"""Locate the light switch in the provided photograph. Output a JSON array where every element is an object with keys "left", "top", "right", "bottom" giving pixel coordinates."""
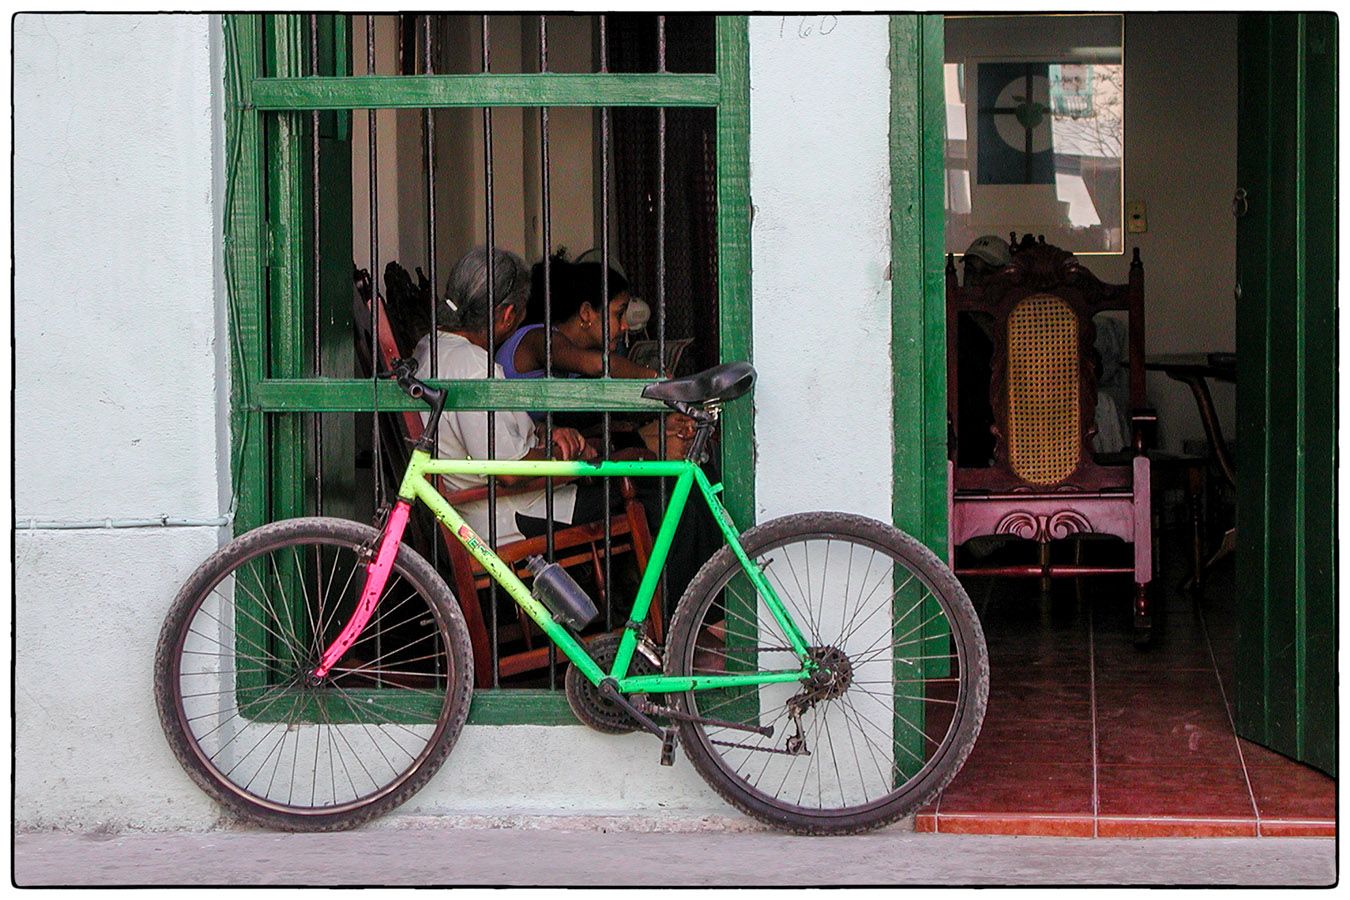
[{"left": 1127, "top": 200, "right": 1148, "bottom": 233}]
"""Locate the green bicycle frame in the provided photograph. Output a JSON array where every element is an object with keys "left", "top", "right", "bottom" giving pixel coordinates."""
[{"left": 398, "top": 449, "right": 814, "bottom": 694}]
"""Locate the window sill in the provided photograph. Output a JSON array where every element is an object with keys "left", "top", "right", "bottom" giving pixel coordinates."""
[{"left": 467, "top": 689, "right": 579, "bottom": 726}]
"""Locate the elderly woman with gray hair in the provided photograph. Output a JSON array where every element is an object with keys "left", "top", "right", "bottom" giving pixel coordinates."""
[{"left": 412, "top": 246, "right": 596, "bottom": 545}]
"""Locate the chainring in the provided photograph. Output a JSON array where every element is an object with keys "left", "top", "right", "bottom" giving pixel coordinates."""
[{"left": 565, "top": 632, "right": 662, "bottom": 734}]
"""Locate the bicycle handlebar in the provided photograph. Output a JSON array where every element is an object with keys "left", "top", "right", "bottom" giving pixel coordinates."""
[
  {"left": 386, "top": 357, "right": 447, "bottom": 451},
  {"left": 384, "top": 357, "right": 421, "bottom": 396}
]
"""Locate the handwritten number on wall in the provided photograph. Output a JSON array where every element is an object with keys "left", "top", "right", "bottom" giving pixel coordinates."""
[{"left": 780, "top": 16, "right": 838, "bottom": 39}]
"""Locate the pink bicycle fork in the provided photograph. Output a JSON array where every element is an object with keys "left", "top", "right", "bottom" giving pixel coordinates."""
[{"left": 310, "top": 500, "right": 413, "bottom": 681}]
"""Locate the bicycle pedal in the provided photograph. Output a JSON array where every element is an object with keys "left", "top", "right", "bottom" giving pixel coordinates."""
[{"left": 659, "top": 728, "right": 678, "bottom": 767}]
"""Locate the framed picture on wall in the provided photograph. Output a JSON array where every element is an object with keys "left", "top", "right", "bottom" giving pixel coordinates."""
[{"left": 945, "top": 15, "right": 1124, "bottom": 255}]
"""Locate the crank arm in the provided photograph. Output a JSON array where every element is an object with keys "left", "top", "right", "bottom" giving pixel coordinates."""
[
  {"left": 597, "top": 680, "right": 667, "bottom": 738},
  {"left": 598, "top": 682, "right": 683, "bottom": 768},
  {"left": 636, "top": 701, "right": 774, "bottom": 738}
]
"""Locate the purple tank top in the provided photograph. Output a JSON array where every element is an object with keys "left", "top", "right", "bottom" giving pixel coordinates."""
[
  {"left": 495, "top": 325, "right": 548, "bottom": 422},
  {"left": 495, "top": 324, "right": 546, "bottom": 379}
]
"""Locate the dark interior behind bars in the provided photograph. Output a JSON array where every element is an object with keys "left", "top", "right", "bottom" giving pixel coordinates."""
[{"left": 280, "top": 14, "right": 719, "bottom": 688}]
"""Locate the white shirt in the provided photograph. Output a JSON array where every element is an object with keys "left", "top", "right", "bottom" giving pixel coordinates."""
[{"left": 412, "top": 330, "right": 578, "bottom": 545}]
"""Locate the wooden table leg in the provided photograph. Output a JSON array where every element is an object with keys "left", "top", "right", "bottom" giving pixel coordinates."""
[
  {"left": 1176, "top": 375, "right": 1236, "bottom": 489},
  {"left": 1181, "top": 463, "right": 1206, "bottom": 593},
  {"left": 1169, "top": 373, "right": 1236, "bottom": 584}
]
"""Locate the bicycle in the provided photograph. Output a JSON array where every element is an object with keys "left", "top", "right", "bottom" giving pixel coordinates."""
[{"left": 155, "top": 360, "right": 988, "bottom": 834}]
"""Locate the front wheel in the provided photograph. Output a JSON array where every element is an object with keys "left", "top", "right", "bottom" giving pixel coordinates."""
[
  {"left": 154, "top": 517, "right": 474, "bottom": 831},
  {"left": 664, "top": 512, "right": 988, "bottom": 834}
]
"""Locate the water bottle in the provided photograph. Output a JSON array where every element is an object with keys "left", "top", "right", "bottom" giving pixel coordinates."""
[{"left": 526, "top": 556, "right": 599, "bottom": 630}]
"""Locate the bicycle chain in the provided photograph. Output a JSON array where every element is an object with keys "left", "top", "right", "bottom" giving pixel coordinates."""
[
  {"left": 709, "top": 737, "right": 810, "bottom": 756},
  {"left": 706, "top": 646, "right": 796, "bottom": 655},
  {"left": 695, "top": 640, "right": 813, "bottom": 758}
]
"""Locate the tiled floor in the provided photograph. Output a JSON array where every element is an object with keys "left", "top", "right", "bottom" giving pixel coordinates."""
[{"left": 916, "top": 551, "right": 1336, "bottom": 838}]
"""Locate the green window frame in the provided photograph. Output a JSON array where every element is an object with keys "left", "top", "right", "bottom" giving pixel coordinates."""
[{"left": 220, "top": 14, "right": 753, "bottom": 725}]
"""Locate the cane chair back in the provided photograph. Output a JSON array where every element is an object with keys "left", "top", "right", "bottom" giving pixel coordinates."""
[{"left": 1006, "top": 293, "right": 1083, "bottom": 486}]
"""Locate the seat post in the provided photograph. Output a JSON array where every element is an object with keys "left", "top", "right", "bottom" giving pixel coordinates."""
[{"left": 684, "top": 406, "right": 719, "bottom": 464}]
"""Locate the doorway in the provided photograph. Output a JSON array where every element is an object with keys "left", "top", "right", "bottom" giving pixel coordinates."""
[{"left": 929, "top": 12, "right": 1336, "bottom": 837}]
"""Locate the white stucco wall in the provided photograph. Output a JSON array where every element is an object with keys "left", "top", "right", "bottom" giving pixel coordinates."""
[
  {"left": 14, "top": 14, "right": 230, "bottom": 828},
  {"left": 13, "top": 13, "right": 897, "bottom": 829},
  {"left": 749, "top": 15, "right": 894, "bottom": 522},
  {"left": 1094, "top": 14, "right": 1239, "bottom": 455}
]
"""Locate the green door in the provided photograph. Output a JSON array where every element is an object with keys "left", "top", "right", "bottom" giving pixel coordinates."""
[{"left": 1233, "top": 12, "right": 1336, "bottom": 776}]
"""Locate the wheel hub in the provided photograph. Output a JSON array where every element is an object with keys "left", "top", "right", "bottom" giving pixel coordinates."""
[{"left": 804, "top": 645, "right": 854, "bottom": 702}]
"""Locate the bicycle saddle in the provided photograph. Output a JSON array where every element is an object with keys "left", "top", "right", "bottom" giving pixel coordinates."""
[{"left": 641, "top": 362, "right": 756, "bottom": 407}]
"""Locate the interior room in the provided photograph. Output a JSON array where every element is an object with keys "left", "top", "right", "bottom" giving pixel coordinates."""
[{"left": 929, "top": 12, "right": 1335, "bottom": 837}]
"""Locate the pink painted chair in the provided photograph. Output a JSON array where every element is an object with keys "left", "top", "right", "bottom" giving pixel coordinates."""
[{"left": 947, "top": 235, "right": 1155, "bottom": 643}]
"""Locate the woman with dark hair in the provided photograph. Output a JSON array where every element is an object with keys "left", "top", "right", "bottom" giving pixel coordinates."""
[
  {"left": 494, "top": 254, "right": 718, "bottom": 609},
  {"left": 411, "top": 246, "right": 596, "bottom": 545},
  {"left": 495, "top": 254, "right": 659, "bottom": 383}
]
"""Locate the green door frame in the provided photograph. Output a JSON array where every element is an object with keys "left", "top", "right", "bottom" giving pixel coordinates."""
[
  {"left": 1234, "top": 12, "right": 1337, "bottom": 776},
  {"left": 888, "top": 12, "right": 951, "bottom": 780},
  {"left": 890, "top": 14, "right": 948, "bottom": 553},
  {"left": 220, "top": 14, "right": 753, "bottom": 725}
]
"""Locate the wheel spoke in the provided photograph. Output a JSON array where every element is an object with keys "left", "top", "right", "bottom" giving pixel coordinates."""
[
  {"left": 837, "top": 572, "right": 923, "bottom": 651},
  {"left": 291, "top": 544, "right": 323, "bottom": 662},
  {"left": 315, "top": 551, "right": 363, "bottom": 654},
  {"left": 835, "top": 549, "right": 897, "bottom": 647},
  {"left": 821, "top": 706, "right": 846, "bottom": 808},
  {"left": 774, "top": 551, "right": 819, "bottom": 643}
]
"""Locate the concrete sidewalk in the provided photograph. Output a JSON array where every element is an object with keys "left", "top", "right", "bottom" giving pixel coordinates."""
[{"left": 13, "top": 818, "right": 1337, "bottom": 886}]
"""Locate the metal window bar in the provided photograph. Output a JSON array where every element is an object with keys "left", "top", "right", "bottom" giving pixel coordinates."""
[
  {"left": 538, "top": 14, "right": 558, "bottom": 685},
  {"left": 367, "top": 16, "right": 382, "bottom": 509},
  {"left": 599, "top": 13, "right": 613, "bottom": 633},
  {"left": 422, "top": 15, "right": 444, "bottom": 685},
  {"left": 655, "top": 15, "right": 671, "bottom": 616},
  {"left": 422, "top": 15, "right": 440, "bottom": 585},
  {"left": 310, "top": 14, "right": 323, "bottom": 517},
  {"left": 481, "top": 13, "right": 502, "bottom": 689}
]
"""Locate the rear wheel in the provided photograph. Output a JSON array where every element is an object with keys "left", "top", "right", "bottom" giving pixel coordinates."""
[
  {"left": 664, "top": 512, "right": 988, "bottom": 834},
  {"left": 154, "top": 517, "right": 473, "bottom": 831}
]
